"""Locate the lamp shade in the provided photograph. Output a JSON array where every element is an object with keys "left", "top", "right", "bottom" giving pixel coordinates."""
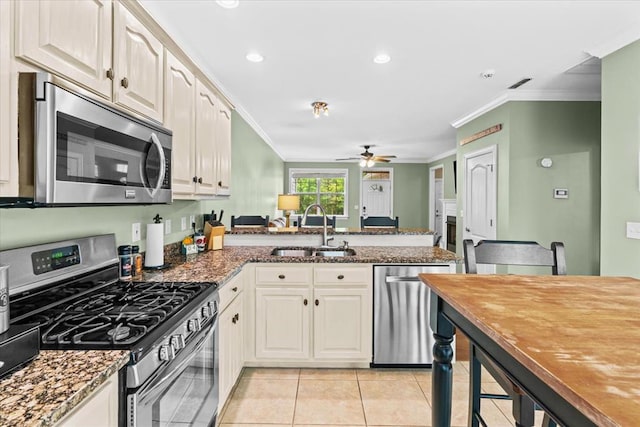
[{"left": 277, "top": 194, "right": 300, "bottom": 211}]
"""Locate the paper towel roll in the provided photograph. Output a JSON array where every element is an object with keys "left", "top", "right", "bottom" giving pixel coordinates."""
[{"left": 145, "top": 223, "right": 164, "bottom": 267}]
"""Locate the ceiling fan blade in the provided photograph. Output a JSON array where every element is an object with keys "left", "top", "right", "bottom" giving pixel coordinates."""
[
  {"left": 375, "top": 155, "right": 397, "bottom": 158},
  {"left": 372, "top": 157, "right": 391, "bottom": 163},
  {"left": 336, "top": 157, "right": 360, "bottom": 161}
]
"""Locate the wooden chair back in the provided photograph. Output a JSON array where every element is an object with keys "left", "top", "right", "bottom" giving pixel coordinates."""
[
  {"left": 300, "top": 215, "right": 336, "bottom": 228},
  {"left": 230, "top": 215, "right": 270, "bottom": 227},
  {"left": 463, "top": 239, "right": 566, "bottom": 275},
  {"left": 360, "top": 216, "right": 399, "bottom": 228}
]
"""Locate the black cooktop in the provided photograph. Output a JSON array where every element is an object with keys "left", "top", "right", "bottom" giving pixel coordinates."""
[{"left": 10, "top": 265, "right": 214, "bottom": 350}]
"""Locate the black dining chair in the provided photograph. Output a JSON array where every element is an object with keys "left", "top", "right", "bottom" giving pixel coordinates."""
[
  {"left": 360, "top": 216, "right": 399, "bottom": 228},
  {"left": 299, "top": 215, "right": 337, "bottom": 228},
  {"left": 463, "top": 239, "right": 565, "bottom": 427},
  {"left": 230, "top": 215, "right": 269, "bottom": 227}
]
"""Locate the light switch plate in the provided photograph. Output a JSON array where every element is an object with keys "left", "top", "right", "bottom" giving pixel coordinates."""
[
  {"left": 627, "top": 222, "right": 640, "bottom": 240},
  {"left": 132, "top": 223, "right": 141, "bottom": 242},
  {"left": 165, "top": 219, "right": 172, "bottom": 235}
]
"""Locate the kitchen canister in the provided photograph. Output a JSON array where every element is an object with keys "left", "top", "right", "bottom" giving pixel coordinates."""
[
  {"left": 145, "top": 214, "right": 164, "bottom": 268},
  {"left": 118, "top": 245, "right": 133, "bottom": 281},
  {"left": 0, "top": 264, "right": 9, "bottom": 335}
]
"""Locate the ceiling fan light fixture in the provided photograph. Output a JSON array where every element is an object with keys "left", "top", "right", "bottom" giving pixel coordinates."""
[
  {"left": 366, "top": 159, "right": 375, "bottom": 167},
  {"left": 311, "top": 101, "right": 329, "bottom": 118},
  {"left": 359, "top": 159, "right": 367, "bottom": 167}
]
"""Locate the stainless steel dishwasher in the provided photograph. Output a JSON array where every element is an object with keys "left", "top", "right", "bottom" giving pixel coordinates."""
[{"left": 372, "top": 264, "right": 452, "bottom": 366}]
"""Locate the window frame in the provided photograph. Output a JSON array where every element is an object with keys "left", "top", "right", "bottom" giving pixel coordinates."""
[{"left": 288, "top": 168, "right": 349, "bottom": 218}]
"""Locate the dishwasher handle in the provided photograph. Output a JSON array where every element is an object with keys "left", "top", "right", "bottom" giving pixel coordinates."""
[{"left": 384, "top": 276, "right": 422, "bottom": 283}]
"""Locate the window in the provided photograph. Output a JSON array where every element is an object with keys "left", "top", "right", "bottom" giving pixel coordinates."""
[{"left": 289, "top": 168, "right": 348, "bottom": 217}]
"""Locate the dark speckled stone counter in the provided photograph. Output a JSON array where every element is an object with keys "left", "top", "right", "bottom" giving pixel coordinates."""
[
  {"left": 0, "top": 350, "right": 129, "bottom": 427},
  {"left": 146, "top": 245, "right": 459, "bottom": 284},
  {"left": 226, "top": 227, "right": 434, "bottom": 235}
]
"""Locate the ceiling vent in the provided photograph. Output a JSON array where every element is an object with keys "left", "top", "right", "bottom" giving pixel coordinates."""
[{"left": 508, "top": 78, "right": 532, "bottom": 90}]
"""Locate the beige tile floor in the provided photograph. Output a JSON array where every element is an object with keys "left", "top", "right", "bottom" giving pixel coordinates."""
[{"left": 219, "top": 362, "right": 549, "bottom": 427}]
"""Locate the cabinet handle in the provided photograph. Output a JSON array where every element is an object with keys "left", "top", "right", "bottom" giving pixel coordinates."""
[
  {"left": 232, "top": 286, "right": 238, "bottom": 292},
  {"left": 121, "top": 77, "right": 129, "bottom": 88},
  {"left": 234, "top": 313, "right": 239, "bottom": 322},
  {"left": 232, "top": 315, "right": 237, "bottom": 324},
  {"left": 106, "top": 68, "right": 114, "bottom": 80},
  {"left": 303, "top": 299, "right": 308, "bottom": 306},
  {"left": 278, "top": 274, "right": 285, "bottom": 279},
  {"left": 315, "top": 299, "right": 319, "bottom": 306},
  {"left": 337, "top": 274, "right": 344, "bottom": 280},
  {"left": 218, "top": 181, "right": 223, "bottom": 187},
  {"left": 192, "top": 176, "right": 198, "bottom": 183},
  {"left": 198, "top": 177, "right": 203, "bottom": 184}
]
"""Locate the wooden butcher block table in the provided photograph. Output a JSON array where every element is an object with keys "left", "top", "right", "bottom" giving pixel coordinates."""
[{"left": 419, "top": 274, "right": 640, "bottom": 427}]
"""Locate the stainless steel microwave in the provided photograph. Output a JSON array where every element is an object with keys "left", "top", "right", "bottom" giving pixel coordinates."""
[{"left": 14, "top": 73, "right": 172, "bottom": 206}]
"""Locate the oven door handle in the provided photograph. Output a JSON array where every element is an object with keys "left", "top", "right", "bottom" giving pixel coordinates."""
[{"left": 137, "top": 317, "right": 217, "bottom": 404}]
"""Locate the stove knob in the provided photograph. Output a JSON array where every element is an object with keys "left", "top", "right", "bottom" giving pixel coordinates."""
[
  {"left": 187, "top": 318, "right": 201, "bottom": 333},
  {"left": 170, "top": 334, "right": 186, "bottom": 351},
  {"left": 201, "top": 302, "right": 213, "bottom": 318},
  {"left": 158, "top": 343, "right": 175, "bottom": 362}
]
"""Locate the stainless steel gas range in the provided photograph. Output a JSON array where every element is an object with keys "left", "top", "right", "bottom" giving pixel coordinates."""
[{"left": 1, "top": 234, "right": 219, "bottom": 427}]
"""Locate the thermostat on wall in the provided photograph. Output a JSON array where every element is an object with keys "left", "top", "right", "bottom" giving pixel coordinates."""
[{"left": 554, "top": 188, "right": 569, "bottom": 199}]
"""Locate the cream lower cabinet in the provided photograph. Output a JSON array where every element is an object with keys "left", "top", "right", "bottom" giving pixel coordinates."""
[
  {"left": 252, "top": 264, "right": 371, "bottom": 364},
  {"left": 218, "top": 272, "right": 245, "bottom": 411},
  {"left": 54, "top": 372, "right": 118, "bottom": 427}
]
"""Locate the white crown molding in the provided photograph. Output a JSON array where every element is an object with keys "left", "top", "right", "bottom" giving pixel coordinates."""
[
  {"left": 450, "top": 89, "right": 601, "bottom": 129},
  {"left": 585, "top": 27, "right": 640, "bottom": 59},
  {"left": 425, "top": 148, "right": 457, "bottom": 164}
]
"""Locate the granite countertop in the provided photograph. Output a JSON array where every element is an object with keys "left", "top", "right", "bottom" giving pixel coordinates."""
[
  {"left": 147, "top": 245, "right": 459, "bottom": 284},
  {"left": 227, "top": 227, "right": 435, "bottom": 235},
  {"left": 0, "top": 244, "right": 457, "bottom": 426},
  {"left": 0, "top": 350, "right": 129, "bottom": 427}
]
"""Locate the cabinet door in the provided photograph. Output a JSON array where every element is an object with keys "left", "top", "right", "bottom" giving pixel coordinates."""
[
  {"left": 218, "top": 293, "right": 244, "bottom": 412},
  {"left": 255, "top": 288, "right": 310, "bottom": 359},
  {"left": 0, "top": 0, "right": 14, "bottom": 195},
  {"left": 15, "top": 0, "right": 112, "bottom": 98},
  {"left": 165, "top": 52, "right": 196, "bottom": 196},
  {"left": 230, "top": 295, "right": 244, "bottom": 386},
  {"left": 215, "top": 103, "right": 232, "bottom": 196},
  {"left": 113, "top": 2, "right": 163, "bottom": 122},
  {"left": 54, "top": 372, "right": 118, "bottom": 427},
  {"left": 194, "top": 80, "right": 217, "bottom": 196},
  {"left": 313, "top": 288, "right": 371, "bottom": 360}
]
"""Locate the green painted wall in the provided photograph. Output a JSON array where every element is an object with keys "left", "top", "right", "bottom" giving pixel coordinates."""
[
  {"left": 283, "top": 162, "right": 430, "bottom": 228},
  {"left": 600, "top": 40, "right": 640, "bottom": 277},
  {"left": 457, "top": 101, "right": 601, "bottom": 275},
  {"left": 0, "top": 111, "right": 283, "bottom": 250}
]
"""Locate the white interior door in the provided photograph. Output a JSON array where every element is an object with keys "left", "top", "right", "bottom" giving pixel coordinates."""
[
  {"left": 463, "top": 145, "right": 497, "bottom": 244},
  {"left": 361, "top": 169, "right": 393, "bottom": 217},
  {"left": 434, "top": 178, "right": 443, "bottom": 237}
]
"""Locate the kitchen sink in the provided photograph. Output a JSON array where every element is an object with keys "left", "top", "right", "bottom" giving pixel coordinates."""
[
  {"left": 269, "top": 247, "right": 356, "bottom": 257},
  {"left": 270, "top": 248, "right": 314, "bottom": 257},
  {"left": 314, "top": 248, "right": 357, "bottom": 257}
]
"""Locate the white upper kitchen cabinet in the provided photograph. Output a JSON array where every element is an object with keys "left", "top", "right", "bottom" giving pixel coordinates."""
[
  {"left": 15, "top": 0, "right": 113, "bottom": 99},
  {"left": 215, "top": 103, "right": 232, "bottom": 196},
  {"left": 164, "top": 52, "right": 196, "bottom": 195},
  {"left": 113, "top": 2, "right": 164, "bottom": 122},
  {"left": 0, "top": 0, "right": 15, "bottom": 196},
  {"left": 194, "top": 80, "right": 218, "bottom": 197}
]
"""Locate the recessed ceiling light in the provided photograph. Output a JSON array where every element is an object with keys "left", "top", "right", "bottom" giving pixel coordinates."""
[
  {"left": 373, "top": 54, "right": 391, "bottom": 64},
  {"left": 246, "top": 52, "right": 264, "bottom": 63},
  {"left": 216, "top": 0, "right": 239, "bottom": 9}
]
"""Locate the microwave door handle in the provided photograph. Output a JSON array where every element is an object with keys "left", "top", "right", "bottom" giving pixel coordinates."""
[{"left": 147, "top": 133, "right": 166, "bottom": 197}]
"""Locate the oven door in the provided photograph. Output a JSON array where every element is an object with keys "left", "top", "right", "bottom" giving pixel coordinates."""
[{"left": 128, "top": 319, "right": 218, "bottom": 427}]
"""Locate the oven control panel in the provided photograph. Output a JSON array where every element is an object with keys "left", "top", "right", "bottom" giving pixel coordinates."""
[{"left": 31, "top": 244, "right": 80, "bottom": 275}]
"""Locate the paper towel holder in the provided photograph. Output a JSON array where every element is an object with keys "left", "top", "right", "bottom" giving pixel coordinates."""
[{"left": 143, "top": 213, "right": 172, "bottom": 271}]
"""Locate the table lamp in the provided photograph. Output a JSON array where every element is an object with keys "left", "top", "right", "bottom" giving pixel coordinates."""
[{"left": 277, "top": 194, "right": 300, "bottom": 228}]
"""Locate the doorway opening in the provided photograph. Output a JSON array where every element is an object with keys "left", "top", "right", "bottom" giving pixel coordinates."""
[{"left": 428, "top": 164, "right": 444, "bottom": 242}]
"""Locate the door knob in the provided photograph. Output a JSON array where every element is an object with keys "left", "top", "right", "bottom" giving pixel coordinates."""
[{"left": 465, "top": 227, "right": 471, "bottom": 232}]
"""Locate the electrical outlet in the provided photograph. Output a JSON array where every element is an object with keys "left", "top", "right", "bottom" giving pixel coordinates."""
[
  {"left": 190, "top": 215, "right": 196, "bottom": 229},
  {"left": 181, "top": 217, "right": 187, "bottom": 231},
  {"left": 165, "top": 219, "right": 172, "bottom": 235},
  {"left": 132, "top": 223, "right": 141, "bottom": 242},
  {"left": 627, "top": 222, "right": 640, "bottom": 240}
]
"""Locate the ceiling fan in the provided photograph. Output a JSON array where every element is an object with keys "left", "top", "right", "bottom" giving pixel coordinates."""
[{"left": 336, "top": 145, "right": 397, "bottom": 166}]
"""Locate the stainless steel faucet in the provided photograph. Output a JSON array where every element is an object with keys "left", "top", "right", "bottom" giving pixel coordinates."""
[{"left": 301, "top": 203, "right": 333, "bottom": 247}]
